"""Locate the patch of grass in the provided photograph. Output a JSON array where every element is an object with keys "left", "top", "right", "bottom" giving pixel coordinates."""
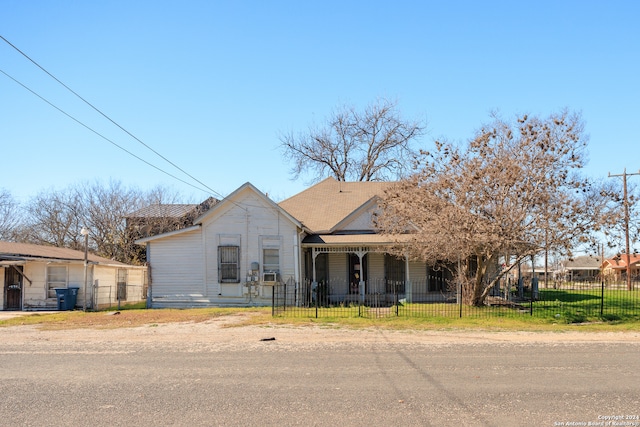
[{"left": 0, "top": 307, "right": 271, "bottom": 330}]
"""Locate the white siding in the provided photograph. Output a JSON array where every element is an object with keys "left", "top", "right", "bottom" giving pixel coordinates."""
[
  {"left": 149, "top": 229, "right": 204, "bottom": 297},
  {"left": 368, "top": 253, "right": 385, "bottom": 281},
  {"left": 22, "top": 263, "right": 47, "bottom": 308},
  {"left": 328, "top": 253, "right": 348, "bottom": 294},
  {"left": 409, "top": 260, "right": 428, "bottom": 294},
  {"left": 7, "top": 261, "right": 146, "bottom": 310},
  {"left": 142, "top": 184, "right": 300, "bottom": 306},
  {"left": 338, "top": 208, "right": 376, "bottom": 232}
]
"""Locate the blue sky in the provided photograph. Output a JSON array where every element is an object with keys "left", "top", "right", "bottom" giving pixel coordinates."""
[{"left": 1, "top": 1, "right": 639, "bottom": 203}]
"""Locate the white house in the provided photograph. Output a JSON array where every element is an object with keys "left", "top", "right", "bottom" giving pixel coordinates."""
[
  {"left": 136, "top": 182, "right": 302, "bottom": 307},
  {"left": 137, "top": 178, "right": 451, "bottom": 308},
  {"left": 0, "top": 241, "right": 147, "bottom": 311}
]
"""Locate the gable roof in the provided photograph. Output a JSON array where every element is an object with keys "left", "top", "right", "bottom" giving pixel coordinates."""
[
  {"left": 0, "top": 241, "right": 128, "bottom": 266},
  {"left": 136, "top": 183, "right": 302, "bottom": 244},
  {"left": 194, "top": 182, "right": 301, "bottom": 227},
  {"left": 602, "top": 254, "right": 640, "bottom": 270},
  {"left": 278, "top": 177, "right": 393, "bottom": 233},
  {"left": 562, "top": 255, "right": 603, "bottom": 270}
]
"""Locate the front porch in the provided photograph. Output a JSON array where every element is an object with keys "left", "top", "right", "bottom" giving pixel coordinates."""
[
  {"left": 309, "top": 277, "right": 453, "bottom": 307},
  {"left": 302, "top": 245, "right": 453, "bottom": 307}
]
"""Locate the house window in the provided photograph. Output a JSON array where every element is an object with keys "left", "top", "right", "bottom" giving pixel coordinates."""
[
  {"left": 117, "top": 268, "right": 128, "bottom": 301},
  {"left": 219, "top": 246, "right": 240, "bottom": 283},
  {"left": 263, "top": 248, "right": 280, "bottom": 274},
  {"left": 47, "top": 265, "right": 67, "bottom": 299}
]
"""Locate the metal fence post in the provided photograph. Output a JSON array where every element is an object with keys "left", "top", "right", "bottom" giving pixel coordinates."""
[
  {"left": 530, "top": 294, "right": 533, "bottom": 316},
  {"left": 600, "top": 278, "right": 604, "bottom": 317},
  {"left": 395, "top": 285, "right": 399, "bottom": 316}
]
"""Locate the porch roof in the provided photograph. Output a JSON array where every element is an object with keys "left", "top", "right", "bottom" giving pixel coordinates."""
[{"left": 302, "top": 233, "right": 409, "bottom": 246}]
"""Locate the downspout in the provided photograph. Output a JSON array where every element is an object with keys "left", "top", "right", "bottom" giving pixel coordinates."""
[{"left": 146, "top": 244, "right": 152, "bottom": 309}]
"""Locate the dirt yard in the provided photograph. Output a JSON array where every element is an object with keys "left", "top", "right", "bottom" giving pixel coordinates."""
[{"left": 1, "top": 310, "right": 640, "bottom": 348}]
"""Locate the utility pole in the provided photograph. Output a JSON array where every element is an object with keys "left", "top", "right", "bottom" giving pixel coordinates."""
[{"left": 608, "top": 168, "right": 640, "bottom": 291}]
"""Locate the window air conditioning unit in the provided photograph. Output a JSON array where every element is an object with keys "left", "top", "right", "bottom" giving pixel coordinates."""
[{"left": 262, "top": 272, "right": 277, "bottom": 283}]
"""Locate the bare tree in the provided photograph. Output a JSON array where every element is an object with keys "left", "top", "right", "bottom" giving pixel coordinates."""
[
  {"left": 0, "top": 189, "right": 22, "bottom": 240},
  {"left": 376, "top": 110, "right": 617, "bottom": 306},
  {"left": 280, "top": 98, "right": 425, "bottom": 182},
  {"left": 18, "top": 181, "right": 193, "bottom": 264},
  {"left": 79, "top": 180, "right": 146, "bottom": 262},
  {"left": 21, "top": 187, "right": 84, "bottom": 249}
]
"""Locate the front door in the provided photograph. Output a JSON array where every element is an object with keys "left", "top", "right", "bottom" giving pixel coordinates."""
[{"left": 4, "top": 266, "right": 23, "bottom": 310}]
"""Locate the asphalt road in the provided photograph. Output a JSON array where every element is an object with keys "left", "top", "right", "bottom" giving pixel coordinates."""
[{"left": 0, "top": 332, "right": 639, "bottom": 427}]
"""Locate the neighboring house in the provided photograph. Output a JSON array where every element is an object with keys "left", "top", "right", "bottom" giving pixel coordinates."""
[
  {"left": 125, "top": 197, "right": 218, "bottom": 263},
  {"left": 0, "top": 241, "right": 147, "bottom": 311},
  {"left": 137, "top": 178, "right": 451, "bottom": 308},
  {"left": 520, "top": 265, "right": 552, "bottom": 281},
  {"left": 126, "top": 197, "right": 219, "bottom": 237},
  {"left": 557, "top": 255, "right": 603, "bottom": 281},
  {"left": 601, "top": 254, "right": 640, "bottom": 281}
]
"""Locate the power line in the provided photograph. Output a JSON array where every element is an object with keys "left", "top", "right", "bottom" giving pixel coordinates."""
[
  {"left": 0, "top": 34, "right": 225, "bottom": 200},
  {"left": 0, "top": 68, "right": 212, "bottom": 195}
]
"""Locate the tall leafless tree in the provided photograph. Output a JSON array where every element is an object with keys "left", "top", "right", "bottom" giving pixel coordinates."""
[
  {"left": 0, "top": 189, "right": 22, "bottom": 241},
  {"left": 280, "top": 98, "right": 425, "bottom": 182},
  {"left": 17, "top": 181, "right": 191, "bottom": 264},
  {"left": 22, "top": 187, "right": 85, "bottom": 249},
  {"left": 376, "top": 110, "right": 618, "bottom": 306}
]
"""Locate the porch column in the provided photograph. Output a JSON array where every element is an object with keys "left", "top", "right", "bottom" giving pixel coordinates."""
[
  {"left": 355, "top": 250, "right": 366, "bottom": 304},
  {"left": 311, "top": 247, "right": 319, "bottom": 303},
  {"left": 405, "top": 254, "right": 412, "bottom": 303},
  {"left": 311, "top": 247, "right": 317, "bottom": 285}
]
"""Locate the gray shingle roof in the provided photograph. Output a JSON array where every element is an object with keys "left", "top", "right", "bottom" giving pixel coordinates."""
[
  {"left": 127, "top": 204, "right": 199, "bottom": 218},
  {"left": 278, "top": 177, "right": 392, "bottom": 233},
  {"left": 563, "top": 255, "right": 603, "bottom": 270}
]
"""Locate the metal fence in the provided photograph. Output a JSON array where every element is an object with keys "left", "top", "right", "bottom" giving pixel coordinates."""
[
  {"left": 93, "top": 283, "right": 147, "bottom": 310},
  {"left": 272, "top": 277, "right": 640, "bottom": 322}
]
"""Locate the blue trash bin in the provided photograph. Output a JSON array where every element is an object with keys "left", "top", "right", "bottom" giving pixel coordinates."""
[
  {"left": 54, "top": 288, "right": 69, "bottom": 310},
  {"left": 67, "top": 287, "right": 79, "bottom": 310}
]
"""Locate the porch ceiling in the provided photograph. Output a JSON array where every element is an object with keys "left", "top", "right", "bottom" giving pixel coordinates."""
[{"left": 302, "top": 233, "right": 409, "bottom": 246}]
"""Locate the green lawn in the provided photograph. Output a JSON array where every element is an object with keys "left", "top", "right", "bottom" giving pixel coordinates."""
[{"left": 275, "top": 288, "right": 640, "bottom": 325}]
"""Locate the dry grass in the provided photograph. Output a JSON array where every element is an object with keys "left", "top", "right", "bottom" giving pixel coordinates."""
[
  {"left": 0, "top": 308, "right": 273, "bottom": 330},
  {"left": 2, "top": 307, "right": 640, "bottom": 333}
]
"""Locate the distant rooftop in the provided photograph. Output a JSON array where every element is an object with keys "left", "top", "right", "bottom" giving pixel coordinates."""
[
  {"left": 127, "top": 197, "right": 219, "bottom": 219},
  {"left": 128, "top": 204, "right": 200, "bottom": 218}
]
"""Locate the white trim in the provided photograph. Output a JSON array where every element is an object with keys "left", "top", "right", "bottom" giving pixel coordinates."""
[{"left": 135, "top": 225, "right": 201, "bottom": 244}]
